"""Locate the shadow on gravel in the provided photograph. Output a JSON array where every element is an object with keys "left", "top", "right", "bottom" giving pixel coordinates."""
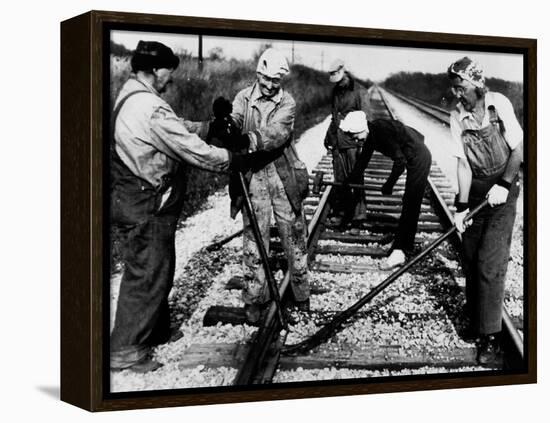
[
  {"left": 168, "top": 245, "right": 242, "bottom": 330},
  {"left": 409, "top": 242, "right": 470, "bottom": 340}
]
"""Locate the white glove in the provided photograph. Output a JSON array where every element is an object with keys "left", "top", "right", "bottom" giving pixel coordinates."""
[
  {"left": 454, "top": 208, "right": 471, "bottom": 233},
  {"left": 486, "top": 184, "right": 509, "bottom": 207}
]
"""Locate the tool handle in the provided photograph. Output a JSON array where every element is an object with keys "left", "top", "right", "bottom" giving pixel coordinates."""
[
  {"left": 238, "top": 172, "right": 287, "bottom": 329},
  {"left": 282, "top": 199, "right": 489, "bottom": 355}
]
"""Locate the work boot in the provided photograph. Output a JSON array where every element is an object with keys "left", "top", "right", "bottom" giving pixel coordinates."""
[
  {"left": 328, "top": 215, "right": 343, "bottom": 226},
  {"left": 476, "top": 333, "right": 502, "bottom": 365},
  {"left": 244, "top": 303, "right": 270, "bottom": 324},
  {"left": 169, "top": 327, "right": 184, "bottom": 343},
  {"left": 293, "top": 298, "right": 310, "bottom": 312},
  {"left": 348, "top": 227, "right": 360, "bottom": 236},
  {"left": 127, "top": 354, "right": 163, "bottom": 373},
  {"left": 380, "top": 249, "right": 406, "bottom": 270},
  {"left": 458, "top": 323, "right": 479, "bottom": 344},
  {"left": 353, "top": 211, "right": 368, "bottom": 221}
]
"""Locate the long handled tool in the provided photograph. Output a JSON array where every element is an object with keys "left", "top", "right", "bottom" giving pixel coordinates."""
[
  {"left": 312, "top": 170, "right": 371, "bottom": 195},
  {"left": 238, "top": 171, "right": 287, "bottom": 329},
  {"left": 204, "top": 229, "right": 243, "bottom": 252},
  {"left": 282, "top": 199, "right": 488, "bottom": 355}
]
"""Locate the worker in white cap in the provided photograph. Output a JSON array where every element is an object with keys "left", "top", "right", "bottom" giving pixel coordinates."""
[
  {"left": 229, "top": 48, "right": 311, "bottom": 322},
  {"left": 324, "top": 59, "right": 370, "bottom": 228},
  {"left": 340, "top": 110, "right": 432, "bottom": 270}
]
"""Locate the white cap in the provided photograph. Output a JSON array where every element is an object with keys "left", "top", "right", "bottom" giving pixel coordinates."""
[
  {"left": 256, "top": 48, "right": 290, "bottom": 78},
  {"left": 339, "top": 110, "right": 368, "bottom": 133}
]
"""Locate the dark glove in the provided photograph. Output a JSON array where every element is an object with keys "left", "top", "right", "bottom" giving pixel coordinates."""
[
  {"left": 212, "top": 96, "right": 232, "bottom": 119},
  {"left": 381, "top": 180, "right": 394, "bottom": 196},
  {"left": 233, "top": 133, "right": 250, "bottom": 151},
  {"left": 229, "top": 152, "right": 253, "bottom": 173}
]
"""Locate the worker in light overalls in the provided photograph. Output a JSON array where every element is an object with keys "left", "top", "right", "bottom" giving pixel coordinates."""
[{"left": 448, "top": 57, "right": 523, "bottom": 365}]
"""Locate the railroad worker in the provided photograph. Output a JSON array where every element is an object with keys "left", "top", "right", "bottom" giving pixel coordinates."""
[
  {"left": 447, "top": 57, "right": 523, "bottom": 364},
  {"left": 340, "top": 110, "right": 432, "bottom": 270},
  {"left": 323, "top": 59, "right": 370, "bottom": 227},
  {"left": 110, "top": 41, "right": 251, "bottom": 373},
  {"left": 230, "top": 48, "right": 310, "bottom": 323}
]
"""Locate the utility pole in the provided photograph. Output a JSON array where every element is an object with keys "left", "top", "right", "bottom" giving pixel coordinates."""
[{"left": 198, "top": 34, "right": 203, "bottom": 72}]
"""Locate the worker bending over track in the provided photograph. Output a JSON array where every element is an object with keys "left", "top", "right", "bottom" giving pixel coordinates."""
[{"left": 340, "top": 110, "right": 432, "bottom": 270}]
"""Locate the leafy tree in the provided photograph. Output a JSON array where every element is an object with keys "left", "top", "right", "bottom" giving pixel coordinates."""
[{"left": 208, "top": 47, "right": 225, "bottom": 61}]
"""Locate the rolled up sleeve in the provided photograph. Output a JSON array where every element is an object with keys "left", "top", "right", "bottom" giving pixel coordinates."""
[
  {"left": 150, "top": 105, "right": 230, "bottom": 172},
  {"left": 494, "top": 93, "right": 523, "bottom": 150}
]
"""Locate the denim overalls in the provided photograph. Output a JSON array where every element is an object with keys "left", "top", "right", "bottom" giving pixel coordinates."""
[
  {"left": 461, "top": 106, "right": 520, "bottom": 335},
  {"left": 110, "top": 90, "right": 186, "bottom": 369}
]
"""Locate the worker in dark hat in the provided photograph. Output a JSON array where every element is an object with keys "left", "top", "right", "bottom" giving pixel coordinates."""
[
  {"left": 324, "top": 59, "right": 370, "bottom": 228},
  {"left": 447, "top": 57, "right": 523, "bottom": 364},
  {"left": 110, "top": 40, "right": 252, "bottom": 373},
  {"left": 340, "top": 111, "right": 432, "bottom": 270}
]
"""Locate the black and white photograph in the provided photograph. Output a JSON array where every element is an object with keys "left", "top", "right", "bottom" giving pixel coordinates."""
[{"left": 106, "top": 26, "right": 528, "bottom": 394}]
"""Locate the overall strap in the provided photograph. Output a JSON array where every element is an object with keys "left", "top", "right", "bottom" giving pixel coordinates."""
[
  {"left": 110, "top": 89, "right": 151, "bottom": 189},
  {"left": 111, "top": 89, "right": 150, "bottom": 142}
]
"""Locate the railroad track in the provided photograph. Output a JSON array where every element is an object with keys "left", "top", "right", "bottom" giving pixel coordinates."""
[{"left": 177, "top": 85, "right": 524, "bottom": 387}]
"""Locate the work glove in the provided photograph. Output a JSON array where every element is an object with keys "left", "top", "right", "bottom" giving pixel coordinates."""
[
  {"left": 234, "top": 133, "right": 251, "bottom": 151},
  {"left": 486, "top": 184, "right": 509, "bottom": 207},
  {"left": 228, "top": 152, "right": 251, "bottom": 173},
  {"left": 454, "top": 208, "right": 472, "bottom": 234},
  {"left": 228, "top": 151, "right": 265, "bottom": 173},
  {"left": 381, "top": 180, "right": 394, "bottom": 196},
  {"left": 212, "top": 96, "right": 232, "bottom": 119}
]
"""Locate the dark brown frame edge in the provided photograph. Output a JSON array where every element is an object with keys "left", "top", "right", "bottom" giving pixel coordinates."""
[{"left": 60, "top": 9, "right": 537, "bottom": 412}]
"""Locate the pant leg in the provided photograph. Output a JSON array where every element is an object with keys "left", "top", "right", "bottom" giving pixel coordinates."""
[
  {"left": 242, "top": 169, "right": 273, "bottom": 305},
  {"left": 270, "top": 166, "right": 310, "bottom": 302},
  {"left": 110, "top": 213, "right": 178, "bottom": 368},
  {"left": 462, "top": 213, "right": 485, "bottom": 330},
  {"left": 344, "top": 148, "right": 367, "bottom": 220},
  {"left": 330, "top": 149, "right": 348, "bottom": 215},
  {"left": 474, "top": 181, "right": 519, "bottom": 334},
  {"left": 393, "top": 144, "right": 431, "bottom": 251}
]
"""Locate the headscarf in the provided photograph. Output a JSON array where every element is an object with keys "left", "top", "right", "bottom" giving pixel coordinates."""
[{"left": 447, "top": 56, "right": 485, "bottom": 88}]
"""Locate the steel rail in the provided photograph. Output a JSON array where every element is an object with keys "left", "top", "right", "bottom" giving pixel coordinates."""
[
  {"left": 233, "top": 180, "right": 334, "bottom": 385},
  {"left": 382, "top": 87, "right": 450, "bottom": 125}
]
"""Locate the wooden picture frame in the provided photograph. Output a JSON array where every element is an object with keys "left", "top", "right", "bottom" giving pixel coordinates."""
[{"left": 61, "top": 10, "right": 537, "bottom": 411}]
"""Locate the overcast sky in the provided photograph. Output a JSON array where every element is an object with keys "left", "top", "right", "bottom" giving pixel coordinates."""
[{"left": 112, "top": 30, "right": 523, "bottom": 82}]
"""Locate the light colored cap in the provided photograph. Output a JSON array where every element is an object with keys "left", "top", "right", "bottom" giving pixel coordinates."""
[
  {"left": 328, "top": 59, "right": 345, "bottom": 73},
  {"left": 339, "top": 110, "right": 368, "bottom": 133},
  {"left": 256, "top": 48, "right": 290, "bottom": 78},
  {"left": 328, "top": 59, "right": 345, "bottom": 83}
]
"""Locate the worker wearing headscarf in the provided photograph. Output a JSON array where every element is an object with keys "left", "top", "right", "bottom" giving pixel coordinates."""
[{"left": 448, "top": 57, "right": 523, "bottom": 364}]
